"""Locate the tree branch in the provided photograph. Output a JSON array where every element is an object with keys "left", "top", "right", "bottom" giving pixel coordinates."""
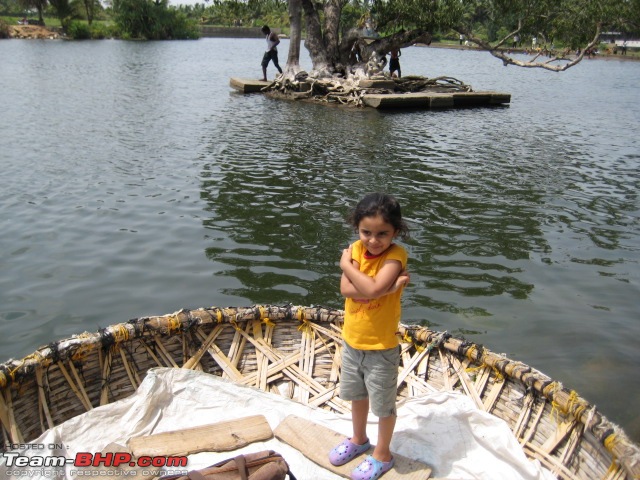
[{"left": 467, "top": 23, "right": 603, "bottom": 72}]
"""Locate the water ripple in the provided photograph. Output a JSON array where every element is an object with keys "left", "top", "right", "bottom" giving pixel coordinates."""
[{"left": 0, "top": 39, "right": 639, "bottom": 441}]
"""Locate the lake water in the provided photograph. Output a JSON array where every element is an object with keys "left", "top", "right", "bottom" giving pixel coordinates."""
[{"left": 0, "top": 38, "right": 639, "bottom": 443}]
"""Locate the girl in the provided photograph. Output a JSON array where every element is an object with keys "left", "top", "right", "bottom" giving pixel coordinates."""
[{"left": 329, "top": 193, "right": 410, "bottom": 480}]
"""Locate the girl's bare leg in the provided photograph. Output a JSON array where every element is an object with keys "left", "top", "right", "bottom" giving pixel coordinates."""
[
  {"left": 372, "top": 415, "right": 396, "bottom": 462},
  {"left": 351, "top": 398, "right": 370, "bottom": 445}
]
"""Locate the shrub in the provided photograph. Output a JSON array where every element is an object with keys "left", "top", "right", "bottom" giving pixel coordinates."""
[
  {"left": 90, "top": 22, "right": 115, "bottom": 39},
  {"left": 0, "top": 19, "right": 10, "bottom": 39},
  {"left": 112, "top": 0, "right": 200, "bottom": 40},
  {"left": 67, "top": 20, "right": 91, "bottom": 39}
]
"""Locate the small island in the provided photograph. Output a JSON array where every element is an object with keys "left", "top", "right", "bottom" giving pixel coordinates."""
[{"left": 230, "top": 76, "right": 510, "bottom": 110}]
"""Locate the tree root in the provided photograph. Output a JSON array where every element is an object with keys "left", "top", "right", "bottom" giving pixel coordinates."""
[{"left": 265, "top": 74, "right": 472, "bottom": 107}]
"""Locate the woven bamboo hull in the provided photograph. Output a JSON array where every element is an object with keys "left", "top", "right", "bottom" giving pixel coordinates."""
[{"left": 1, "top": 305, "right": 638, "bottom": 479}]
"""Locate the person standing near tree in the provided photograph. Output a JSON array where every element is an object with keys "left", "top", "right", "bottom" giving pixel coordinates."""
[
  {"left": 389, "top": 49, "right": 401, "bottom": 78},
  {"left": 260, "top": 25, "right": 283, "bottom": 81}
]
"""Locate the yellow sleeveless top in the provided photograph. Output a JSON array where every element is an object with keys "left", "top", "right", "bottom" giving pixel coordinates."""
[{"left": 342, "top": 240, "right": 408, "bottom": 350}]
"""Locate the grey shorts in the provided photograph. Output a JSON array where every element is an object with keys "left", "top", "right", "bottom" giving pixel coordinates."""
[
  {"left": 339, "top": 340, "right": 400, "bottom": 417},
  {"left": 261, "top": 50, "right": 280, "bottom": 68}
]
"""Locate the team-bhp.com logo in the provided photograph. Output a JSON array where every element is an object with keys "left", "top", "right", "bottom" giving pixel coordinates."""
[{"left": 2, "top": 449, "right": 188, "bottom": 476}]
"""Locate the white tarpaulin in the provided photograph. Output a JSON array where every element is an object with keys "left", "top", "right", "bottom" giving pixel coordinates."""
[{"left": 1, "top": 367, "right": 556, "bottom": 479}]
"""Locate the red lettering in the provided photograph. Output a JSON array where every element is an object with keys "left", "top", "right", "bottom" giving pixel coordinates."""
[
  {"left": 92, "top": 452, "right": 112, "bottom": 466},
  {"left": 74, "top": 452, "right": 188, "bottom": 469},
  {"left": 74, "top": 452, "right": 93, "bottom": 467},
  {"left": 112, "top": 452, "right": 132, "bottom": 467}
]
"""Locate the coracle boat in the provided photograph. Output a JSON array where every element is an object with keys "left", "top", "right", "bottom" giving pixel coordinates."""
[{"left": 1, "top": 305, "right": 639, "bottom": 479}]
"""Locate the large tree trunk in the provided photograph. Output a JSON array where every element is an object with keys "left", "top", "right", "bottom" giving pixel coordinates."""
[
  {"left": 83, "top": 0, "right": 94, "bottom": 25},
  {"left": 322, "top": 0, "right": 345, "bottom": 71},
  {"left": 297, "top": 0, "right": 432, "bottom": 79},
  {"left": 300, "top": 0, "right": 332, "bottom": 76},
  {"left": 285, "top": 0, "right": 302, "bottom": 74}
]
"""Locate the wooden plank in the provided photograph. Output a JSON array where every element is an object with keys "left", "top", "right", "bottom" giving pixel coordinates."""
[
  {"left": 0, "top": 389, "right": 23, "bottom": 443},
  {"left": 490, "top": 92, "right": 511, "bottom": 104},
  {"left": 230, "top": 77, "right": 270, "bottom": 93},
  {"left": 540, "top": 419, "right": 576, "bottom": 454},
  {"left": 359, "top": 79, "right": 396, "bottom": 89},
  {"left": 428, "top": 93, "right": 455, "bottom": 108},
  {"left": 129, "top": 414, "right": 273, "bottom": 457},
  {"left": 453, "top": 92, "right": 493, "bottom": 106},
  {"left": 362, "top": 92, "right": 434, "bottom": 109},
  {"left": 274, "top": 415, "right": 432, "bottom": 479}
]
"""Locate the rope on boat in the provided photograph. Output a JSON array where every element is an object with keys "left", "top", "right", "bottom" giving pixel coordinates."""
[{"left": 1, "top": 304, "right": 639, "bottom": 479}]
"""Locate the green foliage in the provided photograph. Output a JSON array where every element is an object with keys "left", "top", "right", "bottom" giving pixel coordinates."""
[
  {"left": 0, "top": 18, "right": 9, "bottom": 37},
  {"left": 372, "top": 0, "right": 465, "bottom": 32},
  {"left": 458, "top": 0, "right": 629, "bottom": 48},
  {"left": 66, "top": 18, "right": 90, "bottom": 37},
  {"left": 199, "top": 0, "right": 287, "bottom": 28},
  {"left": 340, "top": 3, "right": 367, "bottom": 35},
  {"left": 48, "top": 0, "right": 74, "bottom": 29},
  {"left": 112, "top": 0, "right": 200, "bottom": 39},
  {"left": 88, "top": 20, "right": 114, "bottom": 38},
  {"left": 19, "top": 0, "right": 48, "bottom": 24}
]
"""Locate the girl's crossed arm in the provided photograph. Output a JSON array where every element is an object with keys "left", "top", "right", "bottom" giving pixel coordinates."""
[{"left": 340, "top": 244, "right": 408, "bottom": 299}]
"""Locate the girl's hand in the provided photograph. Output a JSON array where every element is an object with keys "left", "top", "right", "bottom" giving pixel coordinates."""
[
  {"left": 340, "top": 244, "right": 353, "bottom": 271},
  {"left": 387, "top": 270, "right": 410, "bottom": 293}
]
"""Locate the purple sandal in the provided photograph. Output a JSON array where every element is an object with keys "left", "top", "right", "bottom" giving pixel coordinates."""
[
  {"left": 351, "top": 455, "right": 395, "bottom": 480},
  {"left": 329, "top": 437, "right": 371, "bottom": 466}
]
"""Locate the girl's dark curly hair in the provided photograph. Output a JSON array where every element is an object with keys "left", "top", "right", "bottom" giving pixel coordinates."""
[{"left": 346, "top": 193, "right": 409, "bottom": 240}]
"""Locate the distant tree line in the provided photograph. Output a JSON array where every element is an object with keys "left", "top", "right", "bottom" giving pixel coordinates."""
[
  {"left": 2, "top": 0, "right": 639, "bottom": 47},
  {"left": 1, "top": 0, "right": 199, "bottom": 39}
]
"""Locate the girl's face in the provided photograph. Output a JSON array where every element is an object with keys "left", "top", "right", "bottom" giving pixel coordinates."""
[{"left": 357, "top": 214, "right": 397, "bottom": 256}]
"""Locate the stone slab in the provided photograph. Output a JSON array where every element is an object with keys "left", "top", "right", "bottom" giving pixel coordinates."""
[
  {"left": 362, "top": 92, "right": 434, "bottom": 109},
  {"left": 359, "top": 79, "right": 397, "bottom": 89},
  {"left": 229, "top": 77, "right": 270, "bottom": 93}
]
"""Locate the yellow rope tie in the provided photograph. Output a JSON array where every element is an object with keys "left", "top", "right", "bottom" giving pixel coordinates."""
[
  {"left": 542, "top": 381, "right": 560, "bottom": 397},
  {"left": 604, "top": 433, "right": 620, "bottom": 474},
  {"left": 8, "top": 350, "right": 47, "bottom": 382},
  {"left": 550, "top": 400, "right": 562, "bottom": 424},
  {"left": 112, "top": 324, "right": 130, "bottom": 344},
  {"left": 400, "top": 331, "right": 426, "bottom": 352},
  {"left": 465, "top": 344, "right": 478, "bottom": 361},
  {"left": 259, "top": 306, "right": 275, "bottom": 327},
  {"left": 572, "top": 403, "right": 587, "bottom": 421},
  {"left": 604, "top": 433, "right": 618, "bottom": 454},
  {"left": 543, "top": 382, "right": 563, "bottom": 424},
  {"left": 263, "top": 318, "right": 275, "bottom": 327},
  {"left": 490, "top": 365, "right": 504, "bottom": 382},
  {"left": 295, "top": 308, "right": 312, "bottom": 335},
  {"left": 564, "top": 390, "right": 588, "bottom": 420},
  {"left": 215, "top": 310, "right": 224, "bottom": 323},
  {"left": 297, "top": 320, "right": 313, "bottom": 336},
  {"left": 230, "top": 319, "right": 241, "bottom": 332},
  {"left": 166, "top": 315, "right": 181, "bottom": 332},
  {"left": 465, "top": 364, "right": 484, "bottom": 374},
  {"left": 71, "top": 343, "right": 94, "bottom": 362}
]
